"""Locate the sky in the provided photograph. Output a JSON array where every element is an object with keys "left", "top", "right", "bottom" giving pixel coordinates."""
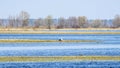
[{"left": 0, "top": 0, "right": 120, "bottom": 19}]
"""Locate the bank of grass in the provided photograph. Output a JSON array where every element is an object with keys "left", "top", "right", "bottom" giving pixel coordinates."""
[
  {"left": 0, "top": 56, "right": 119, "bottom": 62},
  {"left": 0, "top": 39, "right": 97, "bottom": 43},
  {"left": 0, "top": 31, "right": 120, "bottom": 34},
  {"left": 0, "top": 28, "right": 120, "bottom": 34}
]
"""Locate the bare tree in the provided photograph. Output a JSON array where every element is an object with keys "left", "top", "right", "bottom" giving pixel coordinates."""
[
  {"left": 45, "top": 15, "right": 53, "bottom": 29},
  {"left": 15, "top": 17, "right": 20, "bottom": 28},
  {"left": 112, "top": 15, "right": 120, "bottom": 28},
  {"left": 67, "top": 16, "right": 79, "bottom": 28},
  {"left": 90, "top": 19, "right": 103, "bottom": 28},
  {"left": 0, "top": 19, "right": 3, "bottom": 28},
  {"left": 34, "top": 18, "right": 43, "bottom": 28},
  {"left": 57, "top": 17, "right": 65, "bottom": 28},
  {"left": 8, "top": 16, "right": 15, "bottom": 28},
  {"left": 19, "top": 11, "right": 30, "bottom": 28},
  {"left": 102, "top": 20, "right": 107, "bottom": 28},
  {"left": 78, "top": 16, "right": 88, "bottom": 28}
]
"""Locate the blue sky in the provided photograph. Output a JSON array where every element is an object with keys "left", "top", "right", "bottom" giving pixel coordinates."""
[{"left": 0, "top": 0, "right": 120, "bottom": 19}]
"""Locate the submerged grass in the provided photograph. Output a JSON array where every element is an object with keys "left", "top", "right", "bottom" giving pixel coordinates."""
[
  {"left": 0, "top": 56, "right": 119, "bottom": 62},
  {"left": 0, "top": 39, "right": 97, "bottom": 43}
]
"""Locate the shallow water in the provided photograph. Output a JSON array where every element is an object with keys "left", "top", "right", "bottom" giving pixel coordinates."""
[
  {"left": 0, "top": 33, "right": 120, "bottom": 67},
  {"left": 0, "top": 34, "right": 119, "bottom": 56},
  {"left": 0, "top": 61, "right": 120, "bottom": 68},
  {"left": 0, "top": 34, "right": 120, "bottom": 44},
  {"left": 0, "top": 48, "right": 120, "bottom": 56}
]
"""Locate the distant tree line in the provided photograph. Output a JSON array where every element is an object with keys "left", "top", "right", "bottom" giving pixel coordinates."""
[{"left": 0, "top": 11, "right": 120, "bottom": 29}]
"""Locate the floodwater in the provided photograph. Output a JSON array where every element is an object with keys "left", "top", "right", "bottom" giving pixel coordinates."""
[
  {"left": 0, "top": 34, "right": 120, "bottom": 44},
  {"left": 0, "top": 61, "right": 120, "bottom": 68},
  {"left": 0, "top": 33, "right": 120, "bottom": 67}
]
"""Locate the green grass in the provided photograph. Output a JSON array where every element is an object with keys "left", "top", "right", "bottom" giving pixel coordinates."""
[{"left": 0, "top": 56, "right": 119, "bottom": 62}]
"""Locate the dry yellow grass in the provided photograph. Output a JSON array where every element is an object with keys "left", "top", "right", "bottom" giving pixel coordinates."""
[
  {"left": 0, "top": 28, "right": 119, "bottom": 34},
  {"left": 0, "top": 28, "right": 120, "bottom": 34},
  {"left": 0, "top": 56, "right": 119, "bottom": 62},
  {"left": 0, "top": 31, "right": 120, "bottom": 34},
  {"left": 0, "top": 39, "right": 97, "bottom": 43}
]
